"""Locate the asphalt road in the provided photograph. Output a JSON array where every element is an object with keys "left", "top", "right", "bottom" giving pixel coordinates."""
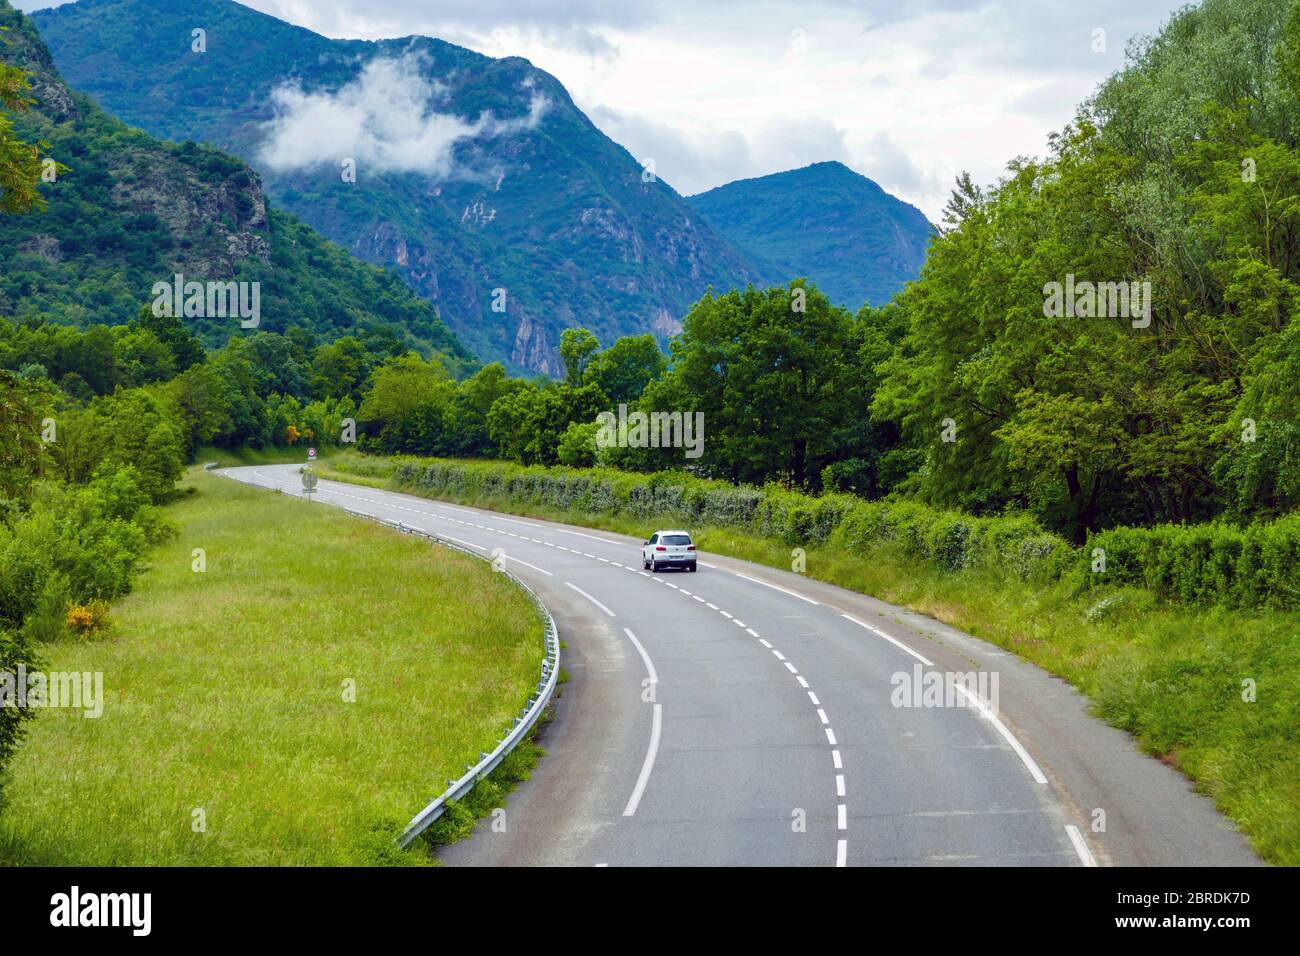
[{"left": 225, "top": 464, "right": 1262, "bottom": 867}]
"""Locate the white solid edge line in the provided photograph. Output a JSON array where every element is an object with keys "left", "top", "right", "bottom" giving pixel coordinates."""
[
  {"left": 950, "top": 683, "right": 1049, "bottom": 785},
  {"left": 504, "top": 555, "right": 554, "bottom": 577},
  {"left": 1065, "top": 825, "right": 1099, "bottom": 867},
  {"left": 731, "top": 570, "right": 821, "bottom": 605},
  {"left": 840, "top": 613, "right": 934, "bottom": 666},
  {"left": 565, "top": 581, "right": 616, "bottom": 618},
  {"left": 623, "top": 702, "right": 663, "bottom": 817},
  {"left": 622, "top": 627, "right": 659, "bottom": 686}
]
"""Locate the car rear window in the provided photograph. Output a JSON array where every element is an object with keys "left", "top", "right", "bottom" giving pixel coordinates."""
[{"left": 663, "top": 535, "right": 692, "bottom": 546}]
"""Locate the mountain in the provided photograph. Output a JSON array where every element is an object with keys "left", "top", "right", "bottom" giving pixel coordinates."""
[
  {"left": 0, "top": 0, "right": 472, "bottom": 370},
  {"left": 30, "top": 0, "right": 771, "bottom": 376},
  {"left": 689, "top": 162, "right": 934, "bottom": 309}
]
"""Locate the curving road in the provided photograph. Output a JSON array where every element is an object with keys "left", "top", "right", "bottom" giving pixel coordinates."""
[{"left": 225, "top": 464, "right": 1261, "bottom": 867}]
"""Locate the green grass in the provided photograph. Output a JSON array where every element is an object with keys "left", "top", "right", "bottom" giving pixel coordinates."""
[
  {"left": 320, "top": 451, "right": 1300, "bottom": 865},
  {"left": 0, "top": 469, "right": 545, "bottom": 865}
]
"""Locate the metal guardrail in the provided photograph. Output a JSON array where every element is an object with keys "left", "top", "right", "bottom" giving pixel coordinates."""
[
  {"left": 368, "top": 514, "right": 561, "bottom": 848},
  {"left": 215, "top": 470, "right": 560, "bottom": 849}
]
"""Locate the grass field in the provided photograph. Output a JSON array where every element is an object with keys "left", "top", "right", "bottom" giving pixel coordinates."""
[
  {"left": 319, "top": 452, "right": 1300, "bottom": 865},
  {"left": 0, "top": 469, "right": 545, "bottom": 865}
]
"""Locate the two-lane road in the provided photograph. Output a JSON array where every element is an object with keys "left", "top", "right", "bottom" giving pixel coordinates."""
[{"left": 225, "top": 464, "right": 1261, "bottom": 867}]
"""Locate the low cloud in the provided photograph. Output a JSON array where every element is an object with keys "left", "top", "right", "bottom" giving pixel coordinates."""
[
  {"left": 258, "top": 54, "right": 548, "bottom": 177},
  {"left": 588, "top": 106, "right": 853, "bottom": 196}
]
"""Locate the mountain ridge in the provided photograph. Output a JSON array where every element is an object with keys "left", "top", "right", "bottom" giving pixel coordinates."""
[
  {"left": 31, "top": 0, "right": 772, "bottom": 375},
  {"left": 0, "top": 0, "right": 472, "bottom": 368},
  {"left": 688, "top": 160, "right": 934, "bottom": 309}
]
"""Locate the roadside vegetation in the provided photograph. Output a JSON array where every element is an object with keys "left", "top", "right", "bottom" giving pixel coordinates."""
[{"left": 0, "top": 469, "right": 545, "bottom": 865}]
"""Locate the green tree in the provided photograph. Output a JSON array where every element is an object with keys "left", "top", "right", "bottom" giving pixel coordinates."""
[
  {"left": 660, "top": 281, "right": 858, "bottom": 487},
  {"left": 358, "top": 353, "right": 456, "bottom": 454},
  {"left": 559, "top": 328, "right": 600, "bottom": 386},
  {"left": 584, "top": 334, "right": 665, "bottom": 404},
  {"left": 0, "top": 59, "right": 47, "bottom": 213}
]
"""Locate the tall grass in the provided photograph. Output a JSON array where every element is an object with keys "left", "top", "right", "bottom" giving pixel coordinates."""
[{"left": 0, "top": 469, "right": 544, "bottom": 865}]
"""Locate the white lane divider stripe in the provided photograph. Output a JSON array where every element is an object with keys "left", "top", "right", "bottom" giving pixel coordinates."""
[
  {"left": 622, "top": 627, "right": 659, "bottom": 686},
  {"left": 1065, "top": 824, "right": 1098, "bottom": 867},
  {"left": 836, "top": 839, "right": 847, "bottom": 867},
  {"left": 440, "top": 534, "right": 487, "bottom": 552},
  {"left": 555, "top": 527, "right": 626, "bottom": 545},
  {"left": 565, "top": 582, "right": 616, "bottom": 618},
  {"left": 503, "top": 555, "right": 553, "bottom": 577},
  {"left": 623, "top": 703, "right": 662, "bottom": 818}
]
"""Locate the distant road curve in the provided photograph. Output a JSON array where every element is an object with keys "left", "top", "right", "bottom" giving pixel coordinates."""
[{"left": 225, "top": 464, "right": 1261, "bottom": 867}]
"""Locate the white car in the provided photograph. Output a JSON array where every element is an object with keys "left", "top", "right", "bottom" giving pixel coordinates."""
[{"left": 642, "top": 530, "right": 698, "bottom": 572}]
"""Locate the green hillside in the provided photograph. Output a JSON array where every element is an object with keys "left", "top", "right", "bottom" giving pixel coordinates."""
[
  {"left": 690, "top": 162, "right": 934, "bottom": 308},
  {"left": 31, "top": 0, "right": 772, "bottom": 375},
  {"left": 0, "top": 0, "right": 472, "bottom": 368}
]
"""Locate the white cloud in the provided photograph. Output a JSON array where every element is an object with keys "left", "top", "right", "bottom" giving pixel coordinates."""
[
  {"left": 257, "top": 54, "right": 548, "bottom": 177},
  {"left": 588, "top": 106, "right": 852, "bottom": 196}
]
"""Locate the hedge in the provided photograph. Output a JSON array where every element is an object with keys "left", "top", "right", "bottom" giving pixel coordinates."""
[
  {"left": 358, "top": 457, "right": 1071, "bottom": 581},
  {"left": 342, "top": 455, "right": 1300, "bottom": 608},
  {"left": 1086, "top": 515, "right": 1300, "bottom": 609}
]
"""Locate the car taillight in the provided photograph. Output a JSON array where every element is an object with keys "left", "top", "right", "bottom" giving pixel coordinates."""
[
  {"left": 687, "top": 545, "right": 696, "bottom": 551},
  {"left": 655, "top": 546, "right": 666, "bottom": 551}
]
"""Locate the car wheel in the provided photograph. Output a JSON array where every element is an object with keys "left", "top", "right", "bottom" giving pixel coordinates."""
[
  {"left": 650, "top": 557, "right": 658, "bottom": 572},
  {"left": 688, "top": 562, "right": 697, "bottom": 572}
]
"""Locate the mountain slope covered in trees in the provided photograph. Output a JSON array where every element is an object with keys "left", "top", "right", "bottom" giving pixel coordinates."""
[
  {"left": 0, "top": 0, "right": 471, "bottom": 368},
  {"left": 689, "top": 162, "right": 934, "bottom": 308},
  {"left": 31, "top": 0, "right": 772, "bottom": 375}
]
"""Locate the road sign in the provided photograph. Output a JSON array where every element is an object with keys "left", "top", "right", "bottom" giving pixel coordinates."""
[
  {"left": 307, "top": 447, "right": 317, "bottom": 461},
  {"left": 302, "top": 468, "right": 318, "bottom": 498}
]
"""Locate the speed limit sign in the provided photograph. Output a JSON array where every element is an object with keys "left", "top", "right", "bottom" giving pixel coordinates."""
[{"left": 307, "top": 447, "right": 317, "bottom": 461}]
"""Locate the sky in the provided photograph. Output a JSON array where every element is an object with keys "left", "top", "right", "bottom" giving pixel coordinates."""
[{"left": 16, "top": 0, "right": 1185, "bottom": 221}]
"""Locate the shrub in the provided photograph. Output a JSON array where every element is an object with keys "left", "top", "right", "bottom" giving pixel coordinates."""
[
  {"left": 65, "top": 600, "right": 111, "bottom": 639},
  {"left": 1085, "top": 515, "right": 1300, "bottom": 609}
]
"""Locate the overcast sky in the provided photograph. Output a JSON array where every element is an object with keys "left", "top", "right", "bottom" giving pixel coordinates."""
[{"left": 18, "top": 0, "right": 1184, "bottom": 220}]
